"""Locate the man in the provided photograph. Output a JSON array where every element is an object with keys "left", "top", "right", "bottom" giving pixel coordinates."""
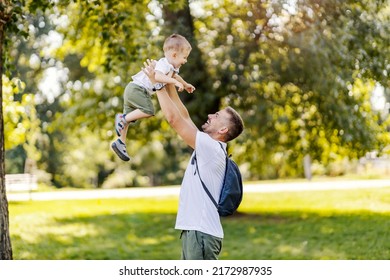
[{"left": 143, "top": 60, "right": 244, "bottom": 260}]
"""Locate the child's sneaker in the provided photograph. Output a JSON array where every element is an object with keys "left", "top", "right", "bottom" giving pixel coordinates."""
[
  {"left": 111, "top": 139, "right": 130, "bottom": 161},
  {"left": 115, "top": 114, "right": 127, "bottom": 137}
]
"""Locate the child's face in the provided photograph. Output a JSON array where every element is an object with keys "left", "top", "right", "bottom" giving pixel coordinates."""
[{"left": 167, "top": 49, "right": 191, "bottom": 69}]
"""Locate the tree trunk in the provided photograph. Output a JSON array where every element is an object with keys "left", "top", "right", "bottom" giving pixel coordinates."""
[
  {"left": 0, "top": 2, "right": 14, "bottom": 260},
  {"left": 162, "top": 2, "right": 220, "bottom": 127}
]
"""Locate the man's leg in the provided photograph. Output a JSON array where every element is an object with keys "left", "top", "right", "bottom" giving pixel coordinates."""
[
  {"left": 181, "top": 230, "right": 222, "bottom": 260},
  {"left": 202, "top": 231, "right": 223, "bottom": 260}
]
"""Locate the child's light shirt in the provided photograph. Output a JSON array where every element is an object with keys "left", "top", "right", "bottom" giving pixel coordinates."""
[{"left": 131, "top": 57, "right": 179, "bottom": 94}]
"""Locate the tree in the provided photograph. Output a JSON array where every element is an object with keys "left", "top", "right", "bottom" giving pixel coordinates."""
[
  {"left": 31, "top": 0, "right": 389, "bottom": 182},
  {"left": 188, "top": 0, "right": 389, "bottom": 178},
  {"left": 0, "top": 0, "right": 14, "bottom": 260},
  {"left": 47, "top": 0, "right": 192, "bottom": 187},
  {"left": 3, "top": 0, "right": 389, "bottom": 192},
  {"left": 1, "top": 0, "right": 54, "bottom": 260}
]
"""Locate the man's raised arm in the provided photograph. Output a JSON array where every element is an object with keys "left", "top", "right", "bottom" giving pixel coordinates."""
[
  {"left": 143, "top": 60, "right": 198, "bottom": 149},
  {"left": 166, "top": 83, "right": 197, "bottom": 128}
]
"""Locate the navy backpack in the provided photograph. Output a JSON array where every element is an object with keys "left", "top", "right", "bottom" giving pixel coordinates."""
[{"left": 193, "top": 142, "right": 243, "bottom": 216}]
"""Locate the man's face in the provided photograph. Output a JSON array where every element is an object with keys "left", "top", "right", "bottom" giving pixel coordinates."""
[{"left": 201, "top": 109, "right": 230, "bottom": 135}]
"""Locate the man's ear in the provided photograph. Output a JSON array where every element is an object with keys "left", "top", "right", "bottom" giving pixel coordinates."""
[{"left": 219, "top": 127, "right": 229, "bottom": 135}]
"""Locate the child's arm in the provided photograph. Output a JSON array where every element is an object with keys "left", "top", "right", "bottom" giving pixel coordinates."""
[
  {"left": 174, "top": 74, "right": 196, "bottom": 93},
  {"left": 155, "top": 70, "right": 184, "bottom": 92}
]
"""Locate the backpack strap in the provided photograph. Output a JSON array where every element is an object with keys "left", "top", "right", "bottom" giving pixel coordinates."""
[
  {"left": 218, "top": 142, "right": 227, "bottom": 156},
  {"left": 218, "top": 142, "right": 230, "bottom": 193},
  {"left": 193, "top": 142, "right": 228, "bottom": 209},
  {"left": 194, "top": 154, "right": 218, "bottom": 209}
]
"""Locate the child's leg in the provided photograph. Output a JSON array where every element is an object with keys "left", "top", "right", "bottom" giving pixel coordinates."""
[
  {"left": 120, "top": 109, "right": 152, "bottom": 143},
  {"left": 112, "top": 83, "right": 154, "bottom": 161},
  {"left": 112, "top": 109, "right": 152, "bottom": 162},
  {"left": 124, "top": 108, "right": 152, "bottom": 123}
]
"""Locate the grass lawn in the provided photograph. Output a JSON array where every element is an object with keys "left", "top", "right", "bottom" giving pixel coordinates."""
[{"left": 8, "top": 186, "right": 390, "bottom": 260}]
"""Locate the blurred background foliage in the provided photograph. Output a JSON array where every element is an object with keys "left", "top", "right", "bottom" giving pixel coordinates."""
[{"left": 2, "top": 0, "right": 390, "bottom": 188}]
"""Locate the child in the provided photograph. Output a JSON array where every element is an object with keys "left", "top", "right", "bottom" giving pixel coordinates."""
[{"left": 111, "top": 34, "right": 195, "bottom": 161}]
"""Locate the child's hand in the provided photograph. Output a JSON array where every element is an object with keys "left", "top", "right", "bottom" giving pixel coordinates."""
[
  {"left": 175, "top": 81, "right": 184, "bottom": 92},
  {"left": 185, "top": 83, "right": 196, "bottom": 94}
]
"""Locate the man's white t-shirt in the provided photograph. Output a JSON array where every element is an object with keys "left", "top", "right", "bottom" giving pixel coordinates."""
[
  {"left": 131, "top": 57, "right": 179, "bottom": 93},
  {"left": 175, "top": 131, "right": 227, "bottom": 238}
]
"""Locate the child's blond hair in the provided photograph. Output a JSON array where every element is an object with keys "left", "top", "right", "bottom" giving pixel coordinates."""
[{"left": 163, "top": 34, "right": 192, "bottom": 54}]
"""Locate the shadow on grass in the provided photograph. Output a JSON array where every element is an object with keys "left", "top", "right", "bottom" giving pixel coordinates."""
[
  {"left": 12, "top": 212, "right": 180, "bottom": 260},
  {"left": 11, "top": 211, "right": 390, "bottom": 260},
  {"left": 222, "top": 211, "right": 390, "bottom": 260}
]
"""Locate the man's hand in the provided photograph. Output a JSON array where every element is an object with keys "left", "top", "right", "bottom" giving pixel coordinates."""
[
  {"left": 175, "top": 81, "right": 184, "bottom": 92},
  {"left": 142, "top": 59, "right": 157, "bottom": 83}
]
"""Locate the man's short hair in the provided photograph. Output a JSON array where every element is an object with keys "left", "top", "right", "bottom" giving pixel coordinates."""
[
  {"left": 163, "top": 34, "right": 192, "bottom": 54},
  {"left": 225, "top": 106, "right": 244, "bottom": 142}
]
